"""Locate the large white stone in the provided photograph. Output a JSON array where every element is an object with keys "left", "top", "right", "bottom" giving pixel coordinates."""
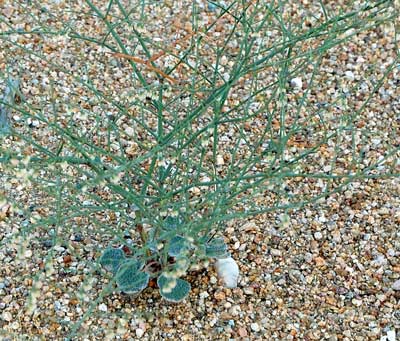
[{"left": 215, "top": 257, "right": 240, "bottom": 288}]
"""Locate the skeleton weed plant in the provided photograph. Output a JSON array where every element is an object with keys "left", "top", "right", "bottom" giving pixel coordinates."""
[{"left": 0, "top": 0, "right": 399, "bottom": 308}]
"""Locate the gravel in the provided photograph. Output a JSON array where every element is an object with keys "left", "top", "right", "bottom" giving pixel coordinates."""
[{"left": 1, "top": 0, "right": 399, "bottom": 340}]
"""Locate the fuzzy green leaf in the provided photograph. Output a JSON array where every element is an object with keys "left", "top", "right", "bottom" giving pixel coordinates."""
[
  {"left": 163, "top": 216, "right": 182, "bottom": 231},
  {"left": 115, "top": 260, "right": 149, "bottom": 294},
  {"left": 168, "top": 235, "right": 187, "bottom": 257},
  {"left": 205, "top": 237, "right": 229, "bottom": 258},
  {"left": 147, "top": 241, "right": 158, "bottom": 253},
  {"left": 99, "top": 248, "right": 126, "bottom": 274},
  {"left": 157, "top": 274, "right": 191, "bottom": 303}
]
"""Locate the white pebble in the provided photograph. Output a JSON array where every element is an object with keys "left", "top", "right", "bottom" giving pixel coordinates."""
[
  {"left": 24, "top": 249, "right": 33, "bottom": 258},
  {"left": 125, "top": 126, "right": 135, "bottom": 136},
  {"left": 53, "top": 245, "right": 65, "bottom": 253},
  {"left": 209, "top": 276, "right": 217, "bottom": 285},
  {"left": 323, "top": 165, "right": 332, "bottom": 172},
  {"left": 373, "top": 254, "right": 387, "bottom": 267},
  {"left": 250, "top": 322, "right": 260, "bottom": 332},
  {"left": 386, "top": 330, "right": 396, "bottom": 341},
  {"left": 314, "top": 232, "right": 323, "bottom": 240},
  {"left": 216, "top": 155, "right": 225, "bottom": 165},
  {"left": 220, "top": 55, "right": 228, "bottom": 66},
  {"left": 270, "top": 249, "right": 282, "bottom": 257},
  {"left": 290, "top": 77, "right": 302, "bottom": 89},
  {"left": 98, "top": 303, "right": 108, "bottom": 312},
  {"left": 209, "top": 317, "right": 218, "bottom": 327},
  {"left": 11, "top": 322, "right": 20, "bottom": 330},
  {"left": 2, "top": 311, "right": 12, "bottom": 322},
  {"left": 135, "top": 328, "right": 144, "bottom": 338},
  {"left": 215, "top": 257, "right": 240, "bottom": 288},
  {"left": 199, "top": 291, "right": 209, "bottom": 299},
  {"left": 372, "top": 138, "right": 381, "bottom": 146},
  {"left": 27, "top": 118, "right": 40, "bottom": 127},
  {"left": 392, "top": 279, "right": 400, "bottom": 291},
  {"left": 345, "top": 70, "right": 355, "bottom": 81},
  {"left": 356, "top": 56, "right": 365, "bottom": 64}
]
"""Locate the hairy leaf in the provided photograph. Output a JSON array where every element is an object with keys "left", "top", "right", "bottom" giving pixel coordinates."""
[
  {"left": 163, "top": 216, "right": 182, "bottom": 231},
  {"left": 116, "top": 260, "right": 149, "bottom": 294},
  {"left": 168, "top": 235, "right": 188, "bottom": 257},
  {"left": 205, "top": 237, "right": 229, "bottom": 258},
  {"left": 99, "top": 248, "right": 126, "bottom": 274},
  {"left": 157, "top": 274, "right": 191, "bottom": 303}
]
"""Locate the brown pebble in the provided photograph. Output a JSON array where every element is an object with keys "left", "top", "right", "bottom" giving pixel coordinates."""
[
  {"left": 314, "top": 256, "right": 326, "bottom": 267},
  {"left": 63, "top": 255, "right": 72, "bottom": 265},
  {"left": 214, "top": 291, "right": 226, "bottom": 301},
  {"left": 220, "top": 312, "right": 231, "bottom": 320}
]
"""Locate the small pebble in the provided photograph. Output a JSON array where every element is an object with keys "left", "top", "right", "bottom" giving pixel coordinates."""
[
  {"left": 386, "top": 330, "right": 396, "bottom": 341},
  {"left": 2, "top": 311, "right": 12, "bottom": 322},
  {"left": 98, "top": 303, "right": 108, "bottom": 312},
  {"left": 3, "top": 295, "right": 12, "bottom": 304},
  {"left": 215, "top": 257, "right": 239, "bottom": 288},
  {"left": 54, "top": 301, "right": 62, "bottom": 310},
  {"left": 125, "top": 126, "right": 135, "bottom": 137},
  {"left": 243, "top": 287, "right": 254, "bottom": 295},
  {"left": 392, "top": 279, "right": 400, "bottom": 291},
  {"left": 209, "top": 318, "right": 217, "bottom": 327},
  {"left": 251, "top": 322, "right": 260, "bottom": 332},
  {"left": 270, "top": 249, "right": 282, "bottom": 257},
  {"left": 290, "top": 77, "right": 303, "bottom": 89},
  {"left": 72, "top": 234, "right": 84, "bottom": 242},
  {"left": 238, "top": 327, "right": 248, "bottom": 337},
  {"left": 11, "top": 322, "right": 20, "bottom": 330},
  {"left": 210, "top": 276, "right": 217, "bottom": 284},
  {"left": 214, "top": 291, "right": 226, "bottom": 300},
  {"left": 42, "top": 240, "right": 54, "bottom": 248},
  {"left": 314, "top": 231, "right": 323, "bottom": 240},
  {"left": 199, "top": 291, "right": 209, "bottom": 300},
  {"left": 345, "top": 70, "right": 355, "bottom": 81},
  {"left": 53, "top": 245, "right": 65, "bottom": 253},
  {"left": 135, "top": 328, "right": 145, "bottom": 338}
]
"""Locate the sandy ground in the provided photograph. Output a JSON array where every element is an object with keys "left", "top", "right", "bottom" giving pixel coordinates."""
[{"left": 0, "top": 1, "right": 399, "bottom": 340}]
